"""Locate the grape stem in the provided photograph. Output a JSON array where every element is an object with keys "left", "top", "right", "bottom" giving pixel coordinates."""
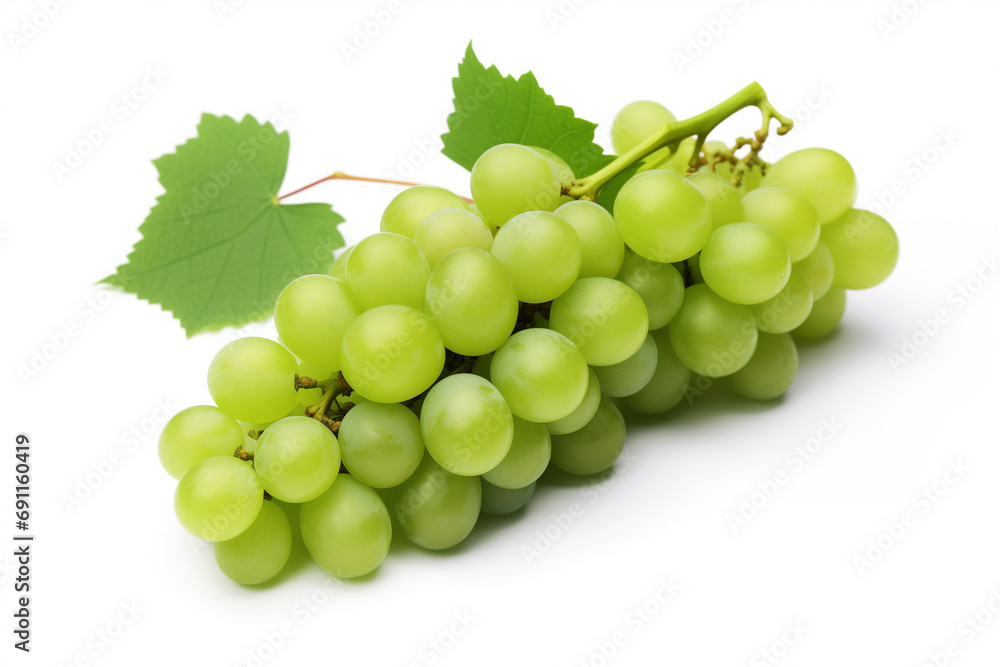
[
  {"left": 303, "top": 372, "right": 354, "bottom": 433},
  {"left": 278, "top": 171, "right": 474, "bottom": 203},
  {"left": 567, "top": 82, "right": 793, "bottom": 201}
]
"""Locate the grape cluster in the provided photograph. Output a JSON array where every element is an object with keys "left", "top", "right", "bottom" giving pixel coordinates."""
[{"left": 158, "top": 100, "right": 898, "bottom": 585}]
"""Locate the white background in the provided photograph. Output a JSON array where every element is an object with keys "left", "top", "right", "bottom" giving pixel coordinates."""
[{"left": 2, "top": 0, "right": 999, "bottom": 665}]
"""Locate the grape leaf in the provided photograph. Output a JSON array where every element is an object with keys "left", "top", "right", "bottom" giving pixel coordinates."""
[
  {"left": 104, "top": 114, "right": 344, "bottom": 336},
  {"left": 442, "top": 43, "right": 614, "bottom": 181}
]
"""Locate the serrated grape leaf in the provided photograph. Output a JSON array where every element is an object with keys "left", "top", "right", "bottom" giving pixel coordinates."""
[
  {"left": 104, "top": 114, "right": 344, "bottom": 336},
  {"left": 442, "top": 43, "right": 614, "bottom": 182}
]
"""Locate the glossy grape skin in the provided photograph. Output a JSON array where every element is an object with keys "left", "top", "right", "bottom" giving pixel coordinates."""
[
  {"left": 821, "top": 209, "right": 899, "bottom": 289},
  {"left": 253, "top": 417, "right": 341, "bottom": 503},
  {"left": 545, "top": 368, "right": 602, "bottom": 435},
  {"left": 274, "top": 275, "right": 361, "bottom": 371},
  {"left": 592, "top": 333, "right": 658, "bottom": 397},
  {"left": 668, "top": 284, "right": 758, "bottom": 377},
  {"left": 615, "top": 249, "right": 685, "bottom": 330},
  {"left": 739, "top": 186, "right": 821, "bottom": 262},
  {"left": 159, "top": 405, "right": 245, "bottom": 480},
  {"left": 482, "top": 417, "right": 551, "bottom": 489},
  {"left": 388, "top": 454, "right": 482, "bottom": 550},
  {"left": 550, "top": 398, "right": 626, "bottom": 476},
  {"left": 794, "top": 240, "right": 835, "bottom": 300},
  {"left": 470, "top": 144, "right": 561, "bottom": 227},
  {"left": 490, "top": 211, "right": 582, "bottom": 303},
  {"left": 381, "top": 186, "right": 469, "bottom": 239},
  {"left": 750, "top": 267, "right": 814, "bottom": 334},
  {"left": 421, "top": 374, "right": 514, "bottom": 477},
  {"left": 413, "top": 207, "right": 494, "bottom": 268},
  {"left": 689, "top": 171, "right": 744, "bottom": 231},
  {"left": 328, "top": 244, "right": 353, "bottom": 282},
  {"left": 339, "top": 305, "right": 445, "bottom": 403},
  {"left": 613, "top": 170, "right": 712, "bottom": 263},
  {"left": 207, "top": 337, "right": 298, "bottom": 423},
  {"left": 548, "top": 277, "right": 649, "bottom": 366},
  {"left": 728, "top": 332, "right": 799, "bottom": 401},
  {"left": 345, "top": 232, "right": 431, "bottom": 311},
  {"left": 794, "top": 288, "right": 847, "bottom": 338},
  {"left": 174, "top": 456, "right": 263, "bottom": 542},
  {"left": 700, "top": 223, "right": 791, "bottom": 305},
  {"left": 338, "top": 402, "right": 424, "bottom": 488},
  {"left": 300, "top": 474, "right": 391, "bottom": 578},
  {"left": 611, "top": 101, "right": 676, "bottom": 155},
  {"left": 555, "top": 200, "right": 625, "bottom": 279},
  {"left": 480, "top": 480, "right": 536, "bottom": 516},
  {"left": 622, "top": 328, "right": 692, "bottom": 415},
  {"left": 424, "top": 248, "right": 518, "bottom": 356},
  {"left": 761, "top": 148, "right": 857, "bottom": 224},
  {"left": 213, "top": 500, "right": 291, "bottom": 585},
  {"left": 490, "top": 328, "right": 589, "bottom": 423}
]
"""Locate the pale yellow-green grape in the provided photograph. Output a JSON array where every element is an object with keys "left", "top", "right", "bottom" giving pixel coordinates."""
[
  {"left": 294, "top": 360, "right": 332, "bottom": 409},
  {"left": 482, "top": 417, "right": 551, "bottom": 489},
  {"left": 339, "top": 305, "right": 445, "bottom": 403},
  {"left": 345, "top": 232, "right": 431, "bottom": 311},
  {"left": 739, "top": 187, "right": 821, "bottom": 261},
  {"left": 421, "top": 374, "right": 514, "bottom": 476},
  {"left": 611, "top": 101, "right": 676, "bottom": 155},
  {"left": 274, "top": 275, "right": 361, "bottom": 371},
  {"left": 592, "top": 333, "right": 657, "bottom": 397},
  {"left": 413, "top": 207, "right": 494, "bottom": 268},
  {"left": 208, "top": 337, "right": 299, "bottom": 423},
  {"left": 702, "top": 161, "right": 764, "bottom": 193},
  {"left": 528, "top": 146, "right": 575, "bottom": 204},
  {"left": 328, "top": 245, "right": 354, "bottom": 282},
  {"left": 613, "top": 170, "right": 712, "bottom": 263},
  {"left": 253, "top": 417, "right": 340, "bottom": 503},
  {"left": 794, "top": 288, "right": 847, "bottom": 338},
  {"left": 555, "top": 200, "right": 625, "bottom": 279},
  {"left": 389, "top": 454, "right": 481, "bottom": 550},
  {"left": 622, "top": 328, "right": 692, "bottom": 415},
  {"left": 821, "top": 209, "right": 899, "bottom": 289},
  {"left": 490, "top": 211, "right": 582, "bottom": 303},
  {"left": 425, "top": 248, "right": 518, "bottom": 356},
  {"left": 548, "top": 277, "right": 649, "bottom": 366},
  {"left": 174, "top": 456, "right": 263, "bottom": 542},
  {"left": 615, "top": 248, "right": 685, "bottom": 330},
  {"left": 480, "top": 480, "right": 536, "bottom": 516},
  {"left": 728, "top": 332, "right": 799, "bottom": 401},
  {"left": 689, "top": 171, "right": 744, "bottom": 231},
  {"left": 300, "top": 474, "right": 391, "bottom": 578},
  {"left": 213, "top": 500, "right": 291, "bottom": 585},
  {"left": 380, "top": 185, "right": 469, "bottom": 238},
  {"left": 661, "top": 137, "right": 697, "bottom": 173},
  {"left": 546, "top": 368, "right": 601, "bottom": 435},
  {"left": 700, "top": 223, "right": 791, "bottom": 305},
  {"left": 761, "top": 148, "right": 857, "bottom": 223},
  {"left": 750, "top": 267, "right": 814, "bottom": 334},
  {"left": 337, "top": 401, "right": 424, "bottom": 488},
  {"left": 159, "top": 406, "right": 245, "bottom": 480},
  {"left": 470, "top": 144, "right": 561, "bottom": 227},
  {"left": 550, "top": 397, "right": 626, "bottom": 476},
  {"left": 667, "top": 283, "right": 757, "bottom": 377},
  {"left": 490, "top": 328, "right": 589, "bottom": 423},
  {"left": 794, "top": 240, "right": 835, "bottom": 300}
]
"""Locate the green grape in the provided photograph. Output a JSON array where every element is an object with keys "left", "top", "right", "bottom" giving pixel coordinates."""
[
  {"left": 546, "top": 368, "right": 601, "bottom": 435},
  {"left": 345, "top": 232, "right": 431, "bottom": 311},
  {"left": 159, "top": 405, "right": 245, "bottom": 480},
  {"left": 294, "top": 360, "right": 332, "bottom": 408},
  {"left": 490, "top": 211, "right": 582, "bottom": 303},
  {"left": 750, "top": 267, "right": 814, "bottom": 334},
  {"left": 490, "top": 328, "right": 589, "bottom": 423},
  {"left": 389, "top": 454, "right": 481, "bottom": 550},
  {"left": 794, "top": 287, "right": 847, "bottom": 338},
  {"left": 300, "top": 474, "right": 391, "bottom": 578},
  {"left": 821, "top": 209, "right": 899, "bottom": 289},
  {"left": 528, "top": 146, "right": 576, "bottom": 205},
  {"left": 174, "top": 456, "right": 263, "bottom": 542},
  {"left": 592, "top": 333, "right": 657, "bottom": 397},
  {"left": 208, "top": 337, "right": 298, "bottom": 423},
  {"left": 703, "top": 162, "right": 764, "bottom": 193},
  {"left": 339, "top": 305, "right": 445, "bottom": 403},
  {"left": 274, "top": 275, "right": 361, "bottom": 371},
  {"left": 421, "top": 374, "right": 514, "bottom": 477},
  {"left": 470, "top": 144, "right": 561, "bottom": 226},
  {"left": 424, "top": 248, "right": 518, "bottom": 355},
  {"left": 328, "top": 244, "right": 354, "bottom": 282},
  {"left": 615, "top": 248, "right": 684, "bottom": 330},
  {"left": 613, "top": 170, "right": 712, "bottom": 263},
  {"left": 761, "top": 148, "right": 857, "bottom": 223},
  {"left": 338, "top": 402, "right": 424, "bottom": 488},
  {"left": 253, "top": 417, "right": 340, "bottom": 503},
  {"left": 661, "top": 137, "right": 697, "bottom": 173},
  {"left": 728, "top": 332, "right": 799, "bottom": 401},
  {"left": 689, "top": 171, "right": 744, "bottom": 231},
  {"left": 481, "top": 480, "right": 536, "bottom": 516},
  {"left": 667, "top": 283, "right": 757, "bottom": 377},
  {"left": 550, "top": 397, "right": 626, "bottom": 476},
  {"left": 213, "top": 500, "right": 291, "bottom": 585},
  {"left": 622, "top": 328, "right": 692, "bottom": 414},
  {"left": 380, "top": 185, "right": 469, "bottom": 239},
  {"left": 700, "top": 222, "right": 791, "bottom": 305},
  {"left": 482, "top": 417, "right": 551, "bottom": 489},
  {"left": 739, "top": 187, "right": 821, "bottom": 262},
  {"left": 413, "top": 207, "right": 494, "bottom": 268},
  {"left": 555, "top": 200, "right": 625, "bottom": 279},
  {"left": 611, "top": 101, "right": 676, "bottom": 155},
  {"left": 794, "top": 240, "right": 835, "bottom": 300},
  {"left": 548, "top": 277, "right": 648, "bottom": 366}
]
